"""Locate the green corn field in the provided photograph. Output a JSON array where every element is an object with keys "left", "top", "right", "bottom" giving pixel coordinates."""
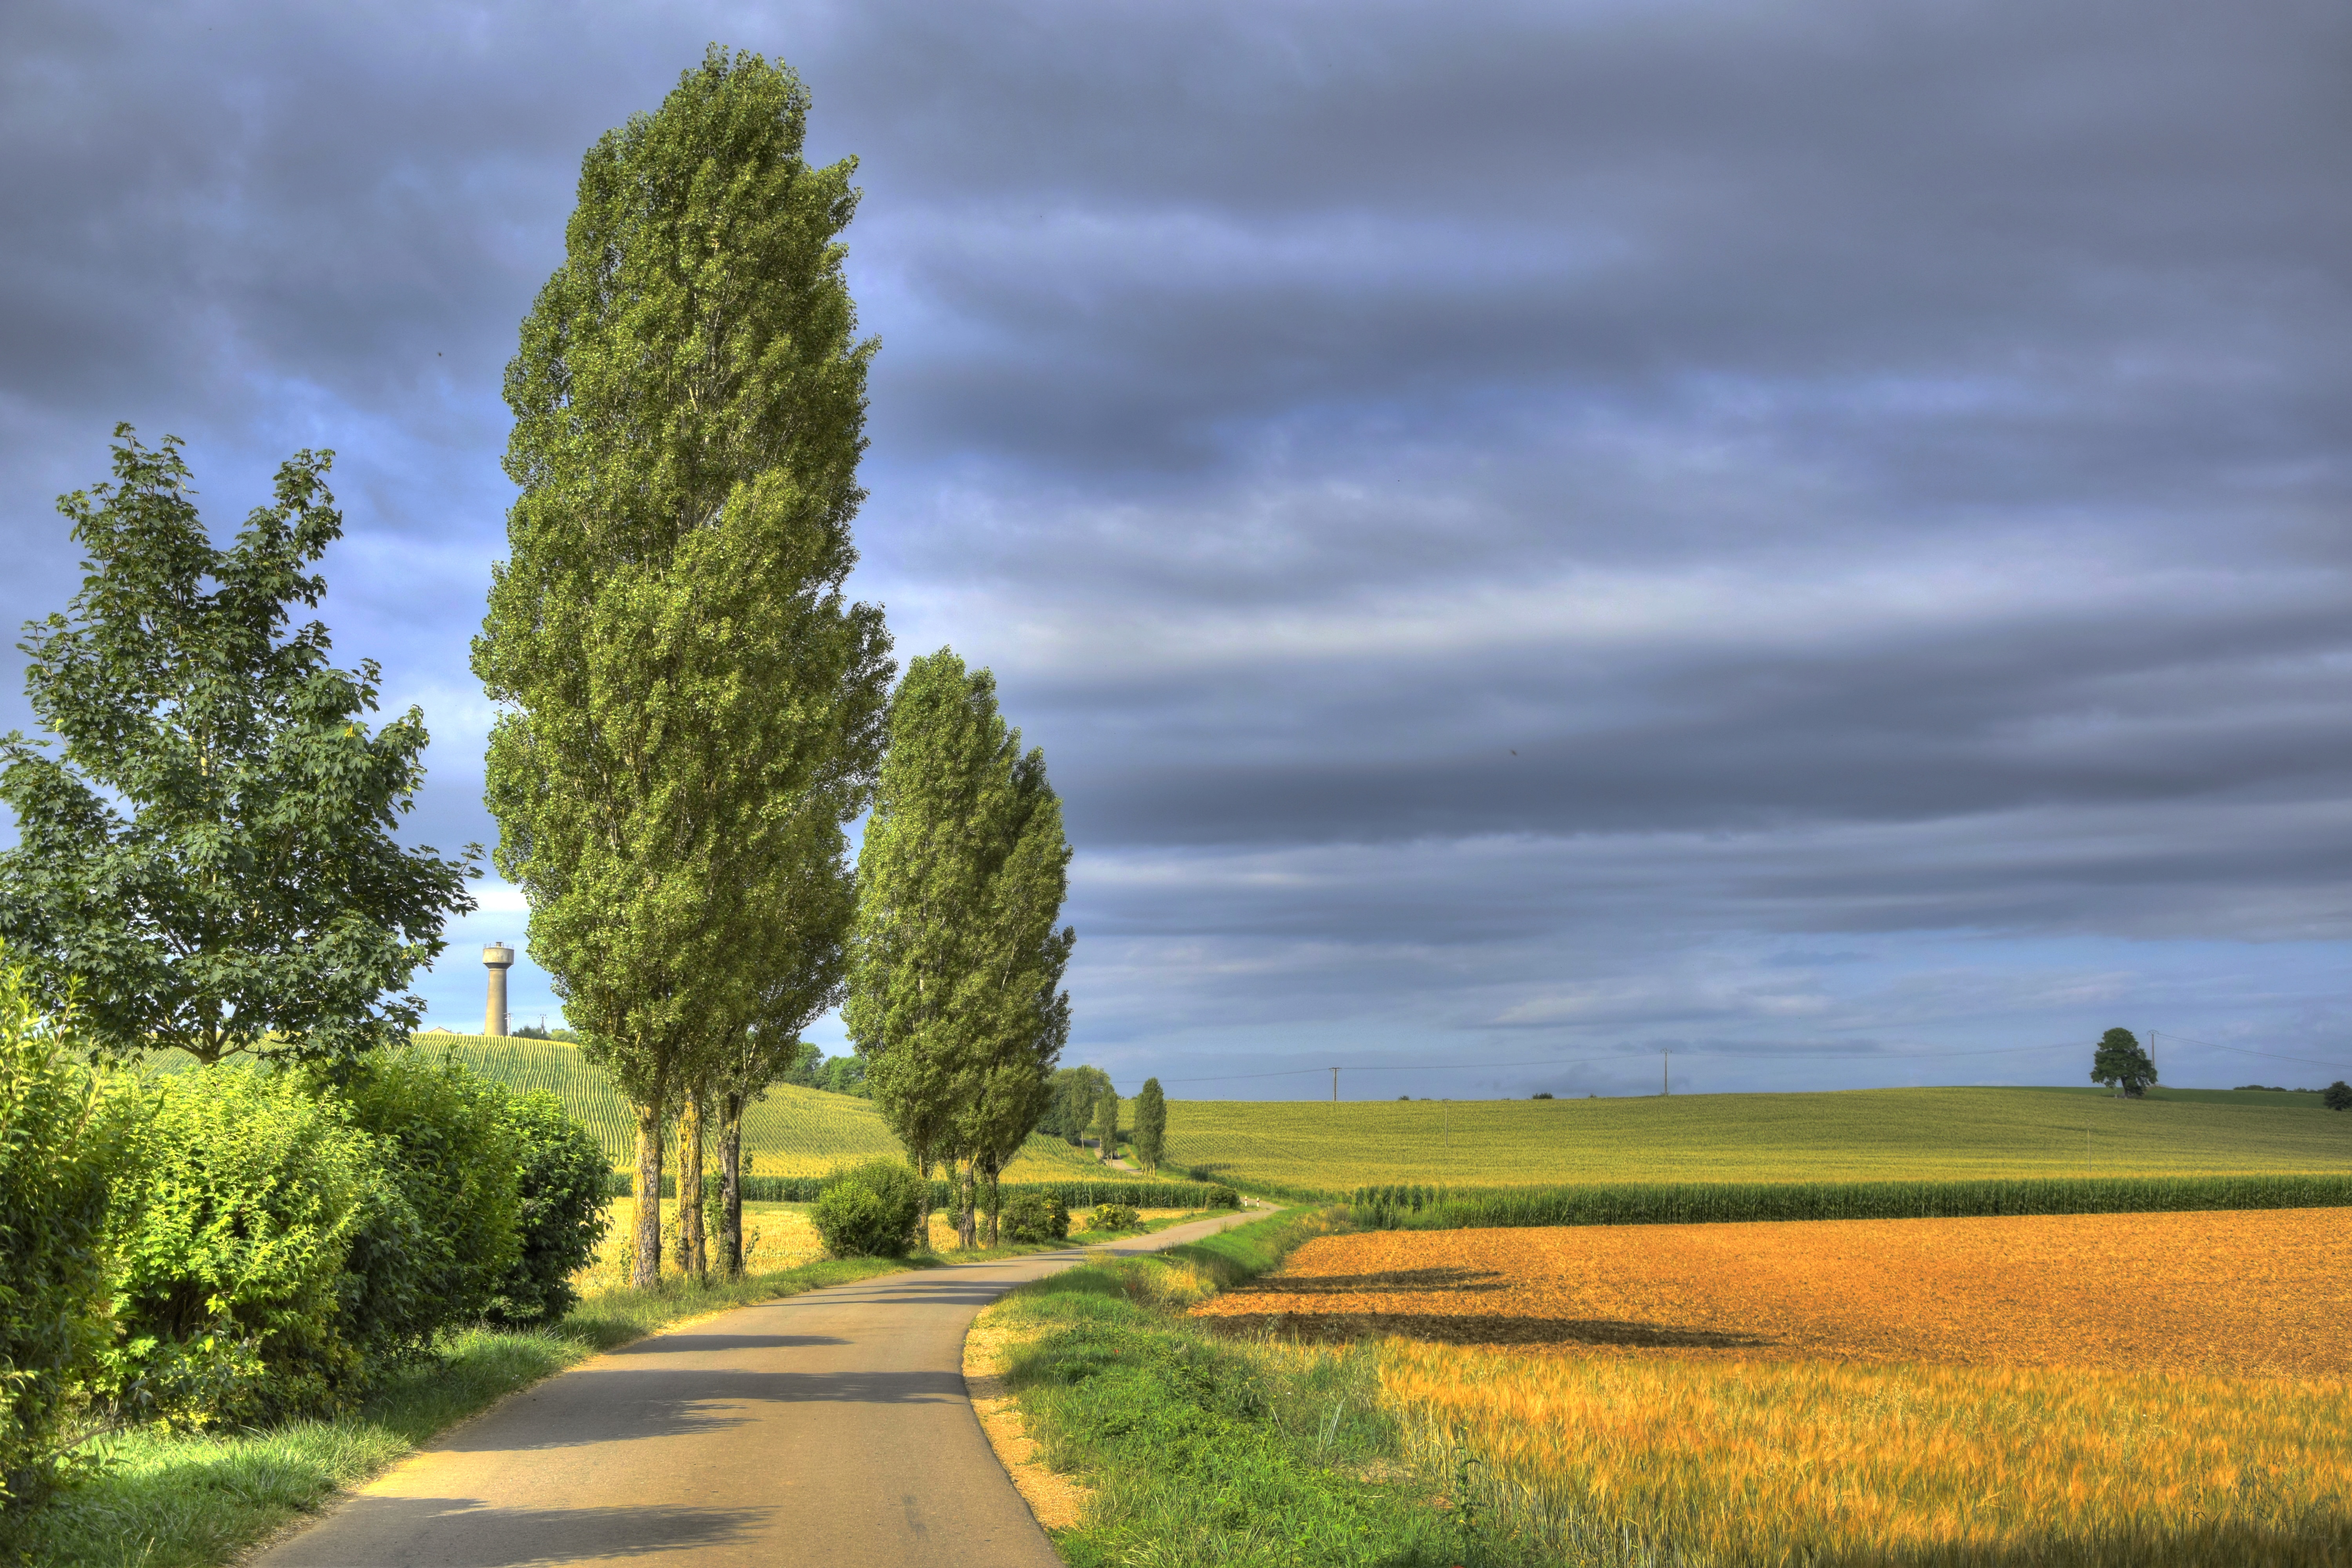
[{"left": 1164, "top": 1084, "right": 2352, "bottom": 1195}]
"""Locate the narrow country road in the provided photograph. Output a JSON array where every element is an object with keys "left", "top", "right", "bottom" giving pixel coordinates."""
[{"left": 254, "top": 1209, "right": 1264, "bottom": 1568}]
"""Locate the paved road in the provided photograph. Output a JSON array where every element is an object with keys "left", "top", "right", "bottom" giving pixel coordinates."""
[{"left": 256, "top": 1210, "right": 1264, "bottom": 1568}]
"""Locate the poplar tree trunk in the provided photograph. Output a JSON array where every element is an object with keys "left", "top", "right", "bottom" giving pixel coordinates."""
[
  {"left": 983, "top": 1157, "right": 1001, "bottom": 1246},
  {"left": 719, "top": 1090, "right": 746, "bottom": 1278},
  {"left": 680, "top": 1088, "right": 707, "bottom": 1280},
  {"left": 957, "top": 1158, "right": 978, "bottom": 1250},
  {"left": 910, "top": 1147, "right": 932, "bottom": 1253},
  {"left": 632, "top": 1104, "right": 664, "bottom": 1289}
]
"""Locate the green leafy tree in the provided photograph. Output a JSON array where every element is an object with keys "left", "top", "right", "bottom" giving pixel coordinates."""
[
  {"left": 2090, "top": 1027, "right": 2158, "bottom": 1098},
  {"left": 818, "top": 1054, "right": 870, "bottom": 1097},
  {"left": 846, "top": 650, "right": 1073, "bottom": 1248},
  {"left": 1044, "top": 1065, "right": 1111, "bottom": 1143},
  {"left": 1092, "top": 1083, "right": 1119, "bottom": 1163},
  {"left": 0, "top": 430, "right": 475, "bottom": 1065},
  {"left": 476, "top": 47, "right": 891, "bottom": 1286},
  {"left": 1132, "top": 1076, "right": 1167, "bottom": 1173},
  {"left": 2325, "top": 1080, "right": 2352, "bottom": 1112}
]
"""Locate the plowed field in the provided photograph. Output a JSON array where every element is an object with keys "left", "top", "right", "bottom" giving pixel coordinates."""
[{"left": 1194, "top": 1207, "right": 2351, "bottom": 1376}]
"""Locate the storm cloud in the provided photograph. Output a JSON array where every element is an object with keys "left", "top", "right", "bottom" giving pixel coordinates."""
[{"left": 2, "top": 0, "right": 2347, "bottom": 1095}]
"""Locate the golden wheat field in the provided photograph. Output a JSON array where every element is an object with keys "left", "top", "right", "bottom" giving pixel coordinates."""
[
  {"left": 1203, "top": 1212, "right": 2352, "bottom": 1564},
  {"left": 1198, "top": 1209, "right": 2352, "bottom": 1375},
  {"left": 574, "top": 1198, "right": 832, "bottom": 1288},
  {"left": 1380, "top": 1349, "right": 2352, "bottom": 1566}
]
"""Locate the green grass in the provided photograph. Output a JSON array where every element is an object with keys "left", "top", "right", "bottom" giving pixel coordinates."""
[
  {"left": 981, "top": 1209, "right": 1479, "bottom": 1568},
  {"left": 18, "top": 1255, "right": 912, "bottom": 1568},
  {"left": 1167, "top": 1086, "right": 2352, "bottom": 1194}
]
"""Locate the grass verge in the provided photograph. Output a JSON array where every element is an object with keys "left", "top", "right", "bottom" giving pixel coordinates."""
[
  {"left": 976, "top": 1208, "right": 1479, "bottom": 1568},
  {"left": 20, "top": 1255, "right": 912, "bottom": 1568}
]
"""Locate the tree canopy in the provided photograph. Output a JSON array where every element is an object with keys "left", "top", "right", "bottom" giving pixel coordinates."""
[
  {"left": 0, "top": 429, "right": 474, "bottom": 1065},
  {"left": 476, "top": 46, "right": 890, "bottom": 1284},
  {"left": 1133, "top": 1077, "right": 1167, "bottom": 1172},
  {"left": 846, "top": 649, "right": 1073, "bottom": 1234},
  {"left": 2090, "top": 1027, "right": 2158, "bottom": 1098}
]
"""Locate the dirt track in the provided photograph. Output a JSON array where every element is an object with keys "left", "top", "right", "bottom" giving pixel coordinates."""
[{"left": 254, "top": 1212, "right": 1261, "bottom": 1568}]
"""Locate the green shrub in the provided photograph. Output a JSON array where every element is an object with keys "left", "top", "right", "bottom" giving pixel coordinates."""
[
  {"left": 486, "top": 1089, "right": 609, "bottom": 1326},
  {"left": 1088, "top": 1202, "right": 1139, "bottom": 1232},
  {"left": 1002, "top": 1190, "right": 1071, "bottom": 1244},
  {"left": 106, "top": 1065, "right": 392, "bottom": 1427},
  {"left": 812, "top": 1159, "right": 923, "bottom": 1258},
  {"left": 326, "top": 1054, "right": 524, "bottom": 1354},
  {"left": 0, "top": 970, "right": 127, "bottom": 1514}
]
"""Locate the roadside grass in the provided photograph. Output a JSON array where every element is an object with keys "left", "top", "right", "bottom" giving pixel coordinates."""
[
  {"left": 1064, "top": 1208, "right": 1223, "bottom": 1246},
  {"left": 20, "top": 1255, "right": 912, "bottom": 1568},
  {"left": 979, "top": 1208, "right": 1478, "bottom": 1568}
]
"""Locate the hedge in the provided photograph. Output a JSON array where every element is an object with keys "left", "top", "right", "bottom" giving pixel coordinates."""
[
  {"left": 1347, "top": 1172, "right": 2352, "bottom": 1230},
  {"left": 605, "top": 1171, "right": 1240, "bottom": 1210}
]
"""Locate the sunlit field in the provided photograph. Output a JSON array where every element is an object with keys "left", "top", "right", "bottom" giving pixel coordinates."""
[
  {"left": 1164, "top": 1086, "right": 2352, "bottom": 1192},
  {"left": 1383, "top": 1349, "right": 2352, "bottom": 1566},
  {"left": 1198, "top": 1209, "right": 2352, "bottom": 1564}
]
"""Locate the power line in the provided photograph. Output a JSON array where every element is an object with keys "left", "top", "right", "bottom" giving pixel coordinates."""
[
  {"left": 1144, "top": 1039, "right": 2096, "bottom": 1088},
  {"left": 1136, "top": 1032, "right": 2352, "bottom": 1091},
  {"left": 2151, "top": 1030, "right": 2352, "bottom": 1074}
]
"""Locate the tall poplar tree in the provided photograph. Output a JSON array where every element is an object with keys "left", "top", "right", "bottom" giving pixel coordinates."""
[
  {"left": 476, "top": 48, "right": 891, "bottom": 1287},
  {"left": 1132, "top": 1077, "right": 1167, "bottom": 1172},
  {"left": 846, "top": 650, "right": 1073, "bottom": 1247}
]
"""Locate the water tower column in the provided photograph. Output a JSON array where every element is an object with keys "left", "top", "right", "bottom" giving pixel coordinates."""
[{"left": 483, "top": 943, "right": 515, "bottom": 1037}]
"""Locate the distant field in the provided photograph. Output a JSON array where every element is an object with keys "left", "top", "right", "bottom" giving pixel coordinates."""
[
  {"left": 1164, "top": 1086, "right": 2352, "bottom": 1192},
  {"left": 397, "top": 1034, "right": 1114, "bottom": 1182}
]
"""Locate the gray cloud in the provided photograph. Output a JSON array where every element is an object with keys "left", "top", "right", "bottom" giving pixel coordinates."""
[{"left": 2, "top": 0, "right": 2347, "bottom": 1093}]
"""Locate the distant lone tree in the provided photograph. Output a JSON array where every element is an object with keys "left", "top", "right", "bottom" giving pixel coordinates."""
[
  {"left": 2325, "top": 1080, "right": 2352, "bottom": 1112},
  {"left": 0, "top": 430, "right": 476, "bottom": 1065},
  {"left": 2090, "top": 1028, "right": 2158, "bottom": 1098}
]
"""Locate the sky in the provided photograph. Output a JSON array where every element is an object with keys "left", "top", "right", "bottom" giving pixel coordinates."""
[{"left": 2, "top": 0, "right": 2348, "bottom": 1099}]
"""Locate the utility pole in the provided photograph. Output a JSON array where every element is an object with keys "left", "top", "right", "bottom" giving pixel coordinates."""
[{"left": 1331, "top": 1066, "right": 1339, "bottom": 1105}]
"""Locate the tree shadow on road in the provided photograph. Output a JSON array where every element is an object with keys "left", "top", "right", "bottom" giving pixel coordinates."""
[
  {"left": 610, "top": 1333, "right": 848, "bottom": 1355},
  {"left": 429, "top": 1366, "right": 975, "bottom": 1450},
  {"left": 263, "top": 1496, "right": 770, "bottom": 1566}
]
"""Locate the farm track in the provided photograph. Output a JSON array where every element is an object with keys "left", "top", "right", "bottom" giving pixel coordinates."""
[{"left": 251, "top": 1210, "right": 1264, "bottom": 1568}]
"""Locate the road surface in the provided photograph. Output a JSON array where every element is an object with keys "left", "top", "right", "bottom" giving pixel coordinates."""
[{"left": 255, "top": 1210, "right": 1265, "bottom": 1568}]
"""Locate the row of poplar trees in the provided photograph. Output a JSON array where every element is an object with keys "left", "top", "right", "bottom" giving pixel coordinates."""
[{"left": 475, "top": 49, "right": 1073, "bottom": 1284}]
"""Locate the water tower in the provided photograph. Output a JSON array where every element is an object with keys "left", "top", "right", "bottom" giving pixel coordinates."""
[{"left": 483, "top": 943, "right": 515, "bottom": 1037}]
